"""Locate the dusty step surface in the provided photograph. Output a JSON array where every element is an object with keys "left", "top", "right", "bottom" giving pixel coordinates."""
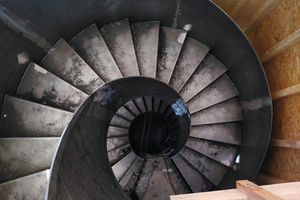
[
  {"left": 172, "top": 154, "right": 213, "bottom": 193},
  {"left": 41, "top": 39, "right": 104, "bottom": 94},
  {"left": 107, "top": 126, "right": 128, "bottom": 138},
  {"left": 17, "top": 62, "right": 87, "bottom": 112},
  {"left": 108, "top": 144, "right": 131, "bottom": 165},
  {"left": 112, "top": 151, "right": 137, "bottom": 181},
  {"left": 131, "top": 21, "right": 159, "bottom": 78},
  {"left": 0, "top": 95, "right": 72, "bottom": 137},
  {"left": 69, "top": 24, "right": 123, "bottom": 82},
  {"left": 179, "top": 54, "right": 227, "bottom": 102},
  {"left": 169, "top": 38, "right": 210, "bottom": 92},
  {"left": 107, "top": 136, "right": 129, "bottom": 152},
  {"left": 0, "top": 138, "right": 59, "bottom": 183},
  {"left": 0, "top": 170, "right": 49, "bottom": 200},
  {"left": 156, "top": 27, "right": 187, "bottom": 84},
  {"left": 100, "top": 19, "right": 139, "bottom": 77},
  {"left": 119, "top": 157, "right": 144, "bottom": 189},
  {"left": 187, "top": 74, "right": 238, "bottom": 114},
  {"left": 185, "top": 137, "right": 237, "bottom": 167}
]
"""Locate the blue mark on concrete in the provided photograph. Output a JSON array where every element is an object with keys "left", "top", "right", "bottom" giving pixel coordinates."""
[
  {"left": 3, "top": 114, "right": 7, "bottom": 117},
  {"left": 50, "top": 82, "right": 54, "bottom": 87},
  {"left": 172, "top": 98, "right": 188, "bottom": 116}
]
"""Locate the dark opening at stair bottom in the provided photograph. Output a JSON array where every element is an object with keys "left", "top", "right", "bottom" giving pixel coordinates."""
[{"left": 129, "top": 111, "right": 172, "bottom": 158}]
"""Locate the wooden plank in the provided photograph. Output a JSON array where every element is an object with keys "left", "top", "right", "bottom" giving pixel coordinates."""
[
  {"left": 236, "top": 180, "right": 284, "bottom": 200},
  {"left": 170, "top": 181, "right": 300, "bottom": 200},
  {"left": 211, "top": 0, "right": 282, "bottom": 34},
  {"left": 269, "top": 139, "right": 300, "bottom": 148},
  {"left": 260, "top": 29, "right": 300, "bottom": 63},
  {"left": 255, "top": 172, "right": 288, "bottom": 185},
  {"left": 271, "top": 83, "right": 300, "bottom": 100}
]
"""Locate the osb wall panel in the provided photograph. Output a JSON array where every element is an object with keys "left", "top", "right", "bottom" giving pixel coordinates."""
[{"left": 248, "top": 0, "right": 300, "bottom": 181}]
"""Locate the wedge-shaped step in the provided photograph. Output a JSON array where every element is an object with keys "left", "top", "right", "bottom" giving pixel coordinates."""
[
  {"left": 131, "top": 21, "right": 159, "bottom": 78},
  {"left": 108, "top": 144, "right": 131, "bottom": 166},
  {"left": 191, "top": 99, "right": 243, "bottom": 126},
  {"left": 185, "top": 137, "right": 237, "bottom": 167},
  {"left": 107, "top": 136, "right": 129, "bottom": 152},
  {"left": 134, "top": 158, "right": 157, "bottom": 200},
  {"left": 17, "top": 63, "right": 87, "bottom": 112},
  {"left": 112, "top": 151, "right": 137, "bottom": 181},
  {"left": 157, "top": 157, "right": 191, "bottom": 194},
  {"left": 116, "top": 106, "right": 135, "bottom": 121},
  {"left": 107, "top": 126, "right": 128, "bottom": 138},
  {"left": 180, "top": 147, "right": 227, "bottom": 186},
  {"left": 158, "top": 100, "right": 168, "bottom": 115},
  {"left": 0, "top": 96, "right": 72, "bottom": 137},
  {"left": 157, "top": 27, "right": 187, "bottom": 83},
  {"left": 190, "top": 123, "right": 241, "bottom": 145},
  {"left": 143, "top": 96, "right": 152, "bottom": 112},
  {"left": 69, "top": 24, "right": 123, "bottom": 82},
  {"left": 170, "top": 38, "right": 210, "bottom": 92},
  {"left": 41, "top": 39, "right": 103, "bottom": 94},
  {"left": 179, "top": 54, "right": 227, "bottom": 102},
  {"left": 0, "top": 138, "right": 59, "bottom": 183},
  {"left": 133, "top": 97, "right": 146, "bottom": 113},
  {"left": 119, "top": 157, "right": 144, "bottom": 189},
  {"left": 110, "top": 115, "right": 131, "bottom": 128},
  {"left": 100, "top": 19, "right": 139, "bottom": 76},
  {"left": 124, "top": 100, "right": 140, "bottom": 117},
  {"left": 172, "top": 154, "right": 213, "bottom": 192},
  {"left": 0, "top": 170, "right": 49, "bottom": 200},
  {"left": 187, "top": 75, "right": 238, "bottom": 114},
  {"left": 152, "top": 97, "right": 161, "bottom": 112}
]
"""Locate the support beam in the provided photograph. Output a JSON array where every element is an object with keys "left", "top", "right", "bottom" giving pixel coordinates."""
[
  {"left": 271, "top": 83, "right": 300, "bottom": 100},
  {"left": 255, "top": 172, "right": 288, "bottom": 185},
  {"left": 260, "top": 29, "right": 300, "bottom": 63},
  {"left": 269, "top": 139, "right": 300, "bottom": 148}
]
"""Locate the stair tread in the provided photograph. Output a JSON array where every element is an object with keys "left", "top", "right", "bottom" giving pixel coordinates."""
[
  {"left": 181, "top": 147, "right": 228, "bottom": 186},
  {"left": 170, "top": 38, "right": 210, "bottom": 92},
  {"left": 143, "top": 96, "right": 152, "bottom": 112},
  {"left": 131, "top": 21, "right": 159, "bottom": 78},
  {"left": 16, "top": 62, "right": 87, "bottom": 112},
  {"left": 190, "top": 123, "right": 241, "bottom": 145},
  {"left": 100, "top": 19, "right": 139, "bottom": 76},
  {"left": 0, "top": 170, "right": 49, "bottom": 200},
  {"left": 112, "top": 151, "right": 137, "bottom": 181},
  {"left": 119, "top": 157, "right": 144, "bottom": 190},
  {"left": 107, "top": 126, "right": 128, "bottom": 138},
  {"left": 108, "top": 144, "right": 131, "bottom": 166},
  {"left": 191, "top": 98, "right": 243, "bottom": 125},
  {"left": 110, "top": 115, "right": 131, "bottom": 128},
  {"left": 152, "top": 97, "right": 161, "bottom": 112},
  {"left": 133, "top": 97, "right": 146, "bottom": 113},
  {"left": 187, "top": 74, "right": 238, "bottom": 114},
  {"left": 124, "top": 100, "right": 140, "bottom": 116},
  {"left": 179, "top": 54, "right": 227, "bottom": 102},
  {"left": 157, "top": 27, "right": 187, "bottom": 83},
  {"left": 0, "top": 95, "right": 72, "bottom": 137},
  {"left": 158, "top": 100, "right": 168, "bottom": 115},
  {"left": 0, "top": 138, "right": 59, "bottom": 183},
  {"left": 172, "top": 154, "right": 213, "bottom": 193},
  {"left": 116, "top": 106, "right": 135, "bottom": 121},
  {"left": 185, "top": 137, "right": 237, "bottom": 167},
  {"left": 134, "top": 158, "right": 157, "bottom": 200},
  {"left": 41, "top": 39, "right": 104, "bottom": 94},
  {"left": 69, "top": 24, "right": 123, "bottom": 82},
  {"left": 107, "top": 136, "right": 129, "bottom": 152}
]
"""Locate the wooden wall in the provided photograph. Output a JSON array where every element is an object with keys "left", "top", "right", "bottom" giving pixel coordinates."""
[
  {"left": 247, "top": 0, "right": 300, "bottom": 182},
  {"left": 211, "top": 0, "right": 282, "bottom": 35}
]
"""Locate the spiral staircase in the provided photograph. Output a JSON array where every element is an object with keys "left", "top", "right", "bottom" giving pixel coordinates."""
[{"left": 0, "top": 1, "right": 272, "bottom": 200}]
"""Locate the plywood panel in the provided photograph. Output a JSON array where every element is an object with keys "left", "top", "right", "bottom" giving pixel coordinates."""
[
  {"left": 247, "top": 0, "right": 300, "bottom": 183},
  {"left": 212, "top": 0, "right": 282, "bottom": 34}
]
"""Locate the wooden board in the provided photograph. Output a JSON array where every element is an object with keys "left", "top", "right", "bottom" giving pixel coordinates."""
[
  {"left": 247, "top": 0, "right": 300, "bottom": 183},
  {"left": 236, "top": 180, "right": 284, "bottom": 200},
  {"left": 170, "top": 181, "right": 300, "bottom": 200},
  {"left": 254, "top": 172, "right": 288, "bottom": 185},
  {"left": 211, "top": 0, "right": 282, "bottom": 35},
  {"left": 270, "top": 139, "right": 300, "bottom": 148}
]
